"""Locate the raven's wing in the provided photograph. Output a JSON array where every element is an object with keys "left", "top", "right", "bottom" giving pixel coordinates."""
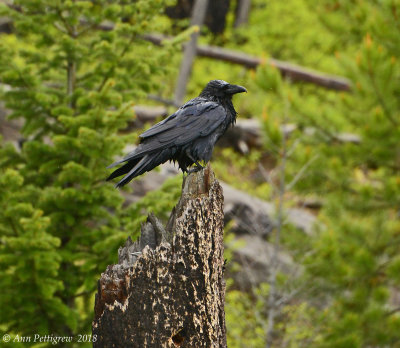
[
  {"left": 108, "top": 99, "right": 227, "bottom": 168},
  {"left": 140, "top": 99, "right": 224, "bottom": 140}
]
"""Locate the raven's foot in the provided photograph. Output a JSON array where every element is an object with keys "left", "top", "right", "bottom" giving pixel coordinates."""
[
  {"left": 188, "top": 164, "right": 203, "bottom": 174},
  {"left": 185, "top": 151, "right": 205, "bottom": 174}
]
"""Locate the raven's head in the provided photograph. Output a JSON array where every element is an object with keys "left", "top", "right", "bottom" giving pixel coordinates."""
[{"left": 199, "top": 80, "right": 247, "bottom": 99}]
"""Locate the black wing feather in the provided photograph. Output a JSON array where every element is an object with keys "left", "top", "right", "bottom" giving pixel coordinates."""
[{"left": 107, "top": 99, "right": 227, "bottom": 169}]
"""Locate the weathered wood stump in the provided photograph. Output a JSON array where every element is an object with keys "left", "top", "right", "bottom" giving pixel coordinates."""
[{"left": 92, "top": 165, "right": 226, "bottom": 347}]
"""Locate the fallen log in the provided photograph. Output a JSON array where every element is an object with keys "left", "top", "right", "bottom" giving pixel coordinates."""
[
  {"left": 143, "top": 33, "right": 352, "bottom": 91},
  {"left": 1, "top": 13, "right": 351, "bottom": 91},
  {"left": 128, "top": 109, "right": 362, "bottom": 153},
  {"left": 93, "top": 166, "right": 227, "bottom": 347}
]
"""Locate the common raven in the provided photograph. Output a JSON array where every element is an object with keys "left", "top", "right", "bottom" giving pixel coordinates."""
[{"left": 107, "top": 80, "right": 246, "bottom": 187}]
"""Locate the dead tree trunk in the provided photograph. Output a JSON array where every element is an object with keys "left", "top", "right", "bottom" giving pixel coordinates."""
[
  {"left": 174, "top": 0, "right": 209, "bottom": 105},
  {"left": 234, "top": 0, "right": 252, "bottom": 28},
  {"left": 92, "top": 166, "right": 227, "bottom": 348}
]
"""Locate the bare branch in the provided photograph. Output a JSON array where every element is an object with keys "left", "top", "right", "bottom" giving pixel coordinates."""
[
  {"left": 265, "top": 96, "right": 289, "bottom": 348},
  {"left": 286, "top": 155, "right": 319, "bottom": 191}
]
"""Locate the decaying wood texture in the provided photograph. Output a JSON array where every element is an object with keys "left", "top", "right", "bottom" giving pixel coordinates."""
[{"left": 93, "top": 165, "right": 227, "bottom": 348}]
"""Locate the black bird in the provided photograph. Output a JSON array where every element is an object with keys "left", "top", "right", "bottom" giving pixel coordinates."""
[{"left": 107, "top": 80, "right": 247, "bottom": 187}]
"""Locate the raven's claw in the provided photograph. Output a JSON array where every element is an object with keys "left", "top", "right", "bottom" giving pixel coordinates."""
[{"left": 188, "top": 164, "right": 203, "bottom": 174}]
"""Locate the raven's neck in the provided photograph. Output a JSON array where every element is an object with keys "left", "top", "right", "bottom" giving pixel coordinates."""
[{"left": 202, "top": 95, "right": 237, "bottom": 126}]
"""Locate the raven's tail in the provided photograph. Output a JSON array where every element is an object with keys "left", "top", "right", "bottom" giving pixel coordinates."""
[
  {"left": 106, "top": 149, "right": 173, "bottom": 188},
  {"left": 106, "top": 155, "right": 149, "bottom": 188},
  {"left": 106, "top": 157, "right": 141, "bottom": 182}
]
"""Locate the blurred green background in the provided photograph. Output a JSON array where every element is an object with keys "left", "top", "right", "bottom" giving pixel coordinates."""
[{"left": 0, "top": 0, "right": 399, "bottom": 347}]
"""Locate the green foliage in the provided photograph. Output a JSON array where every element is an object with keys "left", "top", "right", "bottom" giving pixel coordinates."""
[
  {"left": 215, "top": 0, "right": 400, "bottom": 346},
  {"left": 2, "top": 0, "right": 400, "bottom": 345},
  {"left": 90, "top": 174, "right": 182, "bottom": 286},
  {"left": 287, "top": 2, "right": 400, "bottom": 345},
  {"left": 226, "top": 284, "right": 269, "bottom": 348},
  {"left": 0, "top": 0, "right": 178, "bottom": 340},
  {"left": 0, "top": 167, "right": 69, "bottom": 334}
]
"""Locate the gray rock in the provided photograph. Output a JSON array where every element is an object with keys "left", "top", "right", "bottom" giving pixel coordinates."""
[{"left": 228, "top": 235, "right": 300, "bottom": 290}]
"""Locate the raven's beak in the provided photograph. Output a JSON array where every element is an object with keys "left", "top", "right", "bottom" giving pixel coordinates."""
[{"left": 227, "top": 84, "right": 247, "bottom": 94}]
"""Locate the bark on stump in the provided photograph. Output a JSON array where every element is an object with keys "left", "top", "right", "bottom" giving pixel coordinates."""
[{"left": 92, "top": 166, "right": 226, "bottom": 347}]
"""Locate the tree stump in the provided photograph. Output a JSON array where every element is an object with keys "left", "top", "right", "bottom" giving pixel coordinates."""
[{"left": 92, "top": 165, "right": 227, "bottom": 347}]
